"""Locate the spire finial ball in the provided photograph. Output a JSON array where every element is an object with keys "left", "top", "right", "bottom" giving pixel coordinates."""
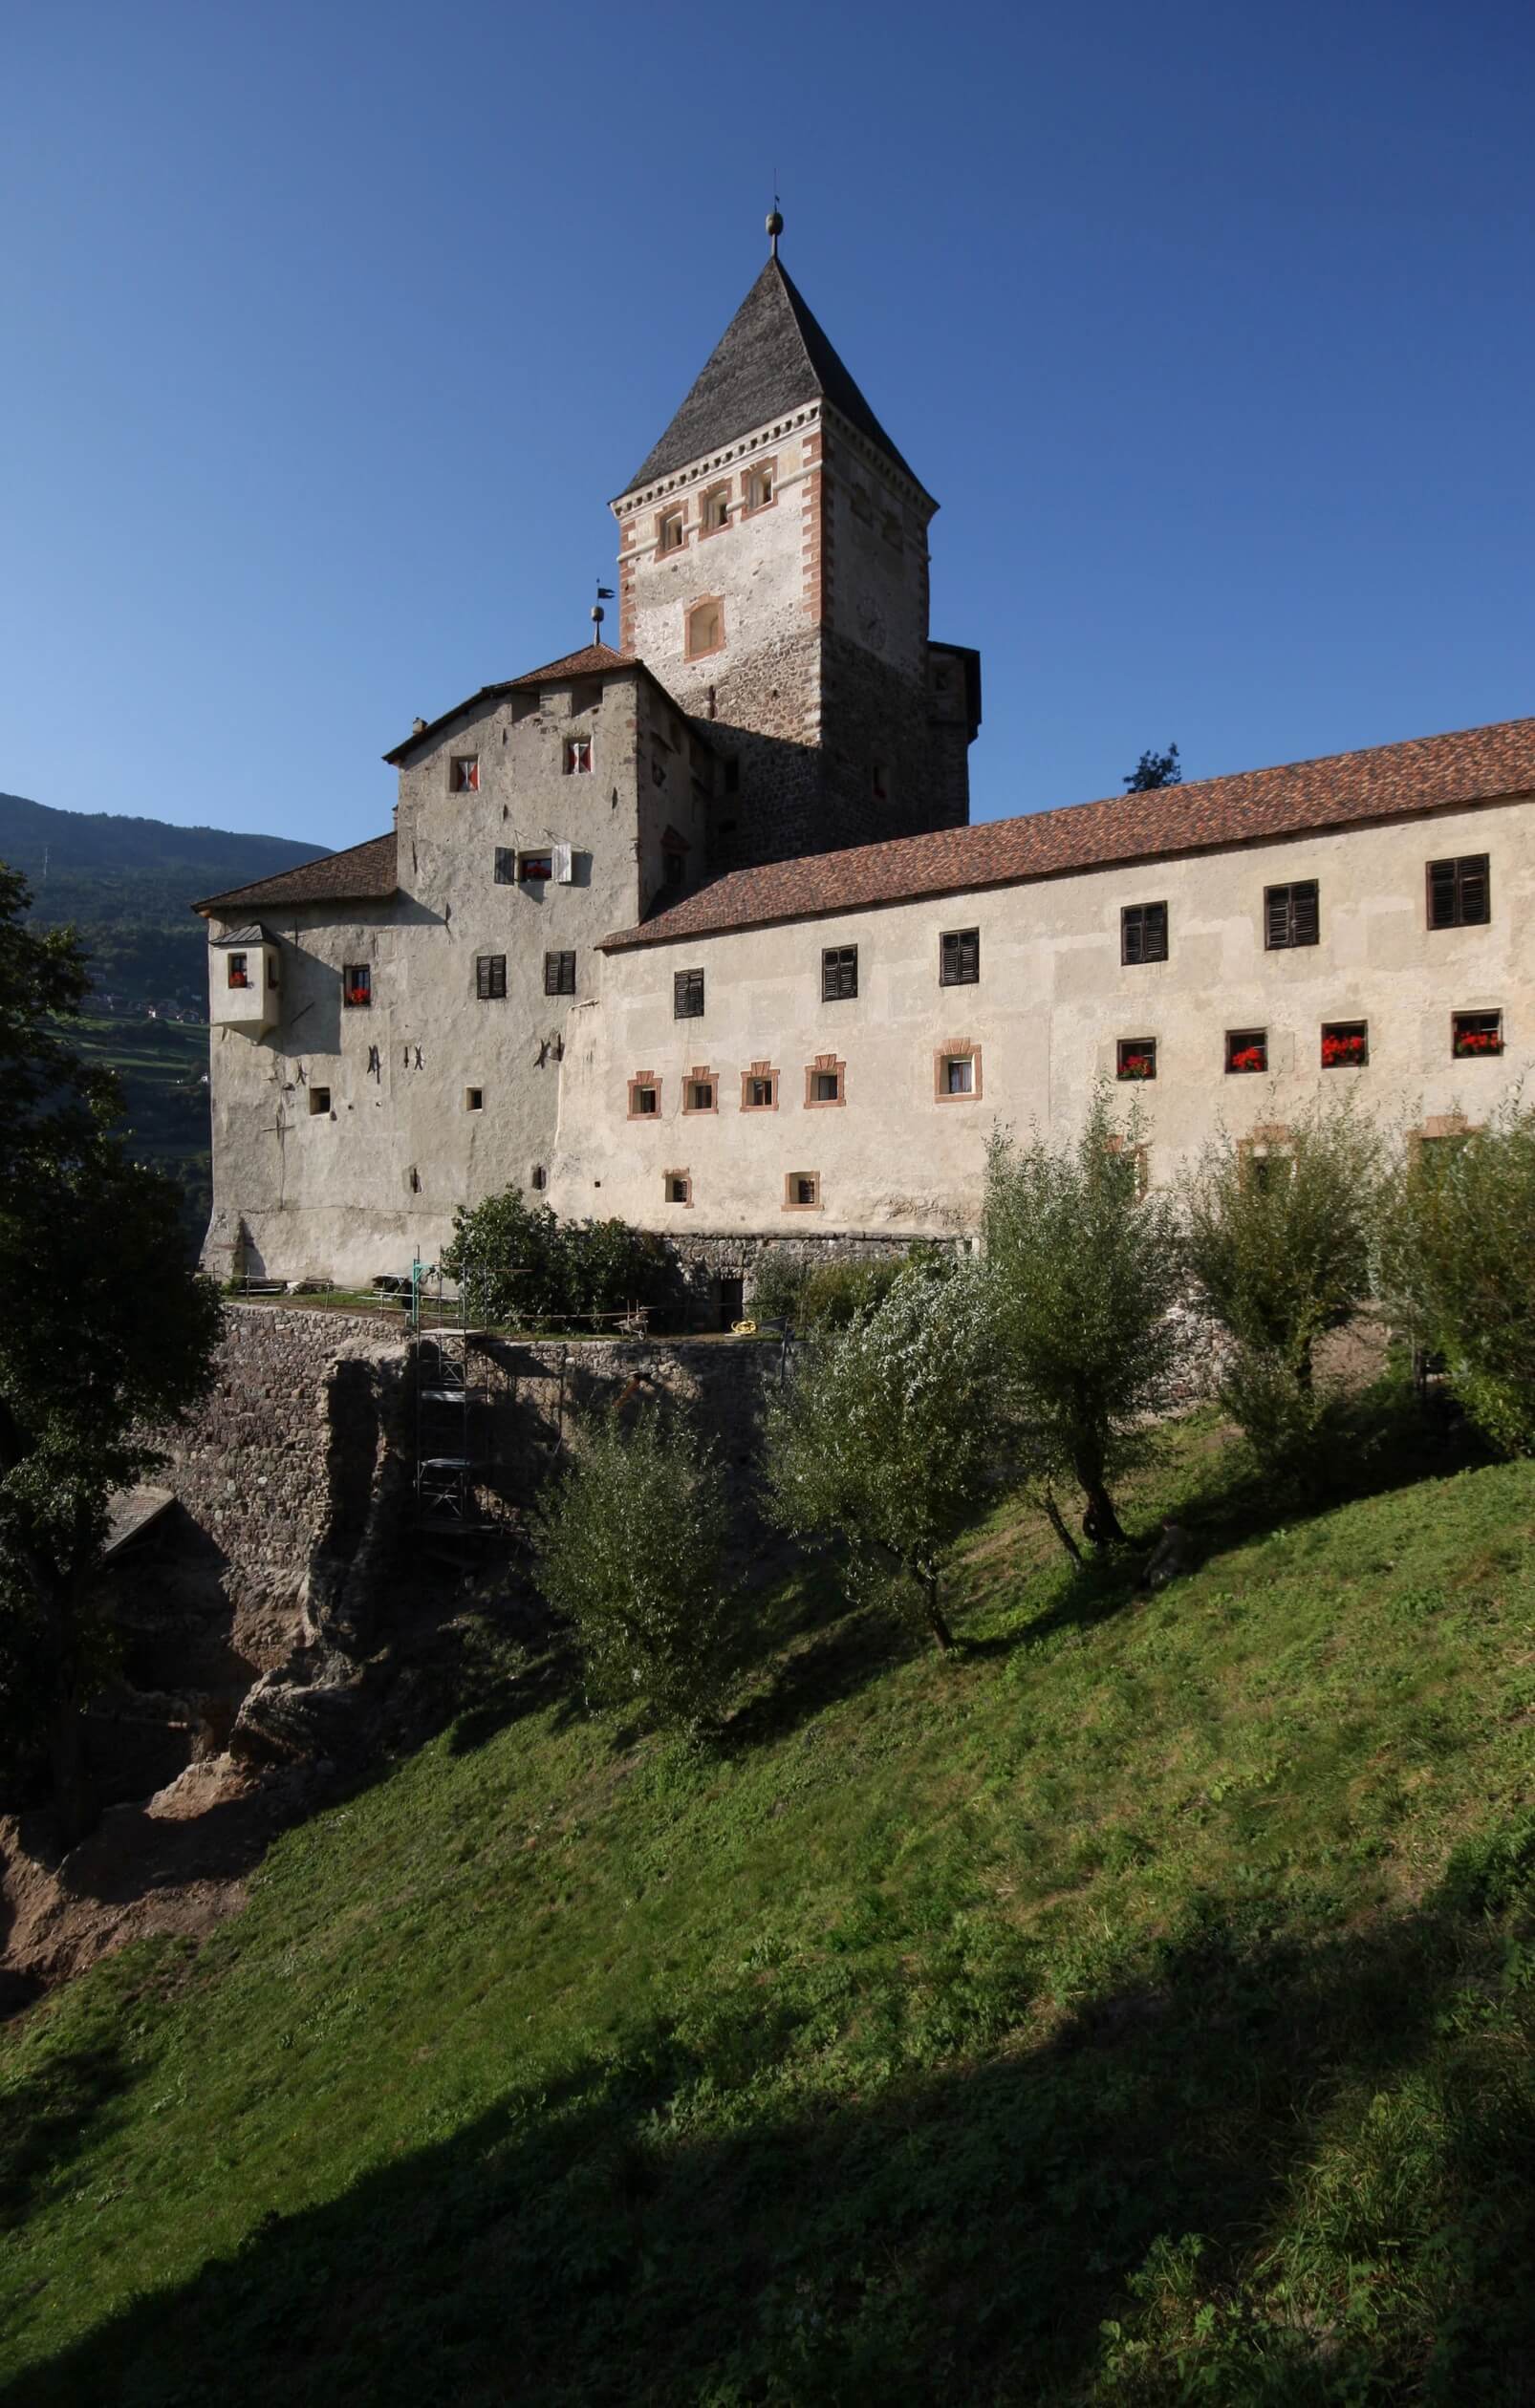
[{"left": 767, "top": 206, "right": 784, "bottom": 248}]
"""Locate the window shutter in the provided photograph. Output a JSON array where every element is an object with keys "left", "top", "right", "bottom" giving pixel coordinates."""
[
  {"left": 494, "top": 848, "right": 515, "bottom": 885},
  {"left": 1428, "top": 861, "right": 1459, "bottom": 928},
  {"left": 552, "top": 843, "right": 573, "bottom": 885},
  {"left": 1265, "top": 889, "right": 1290, "bottom": 949},
  {"left": 1292, "top": 882, "right": 1319, "bottom": 945},
  {"left": 1459, "top": 855, "right": 1489, "bottom": 924}
]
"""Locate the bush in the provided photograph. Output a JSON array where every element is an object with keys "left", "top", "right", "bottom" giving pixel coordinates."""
[
  {"left": 442, "top": 1191, "right": 672, "bottom": 1331},
  {"left": 1184, "top": 1093, "right": 1383, "bottom": 1485},
  {"left": 1379, "top": 1094, "right": 1535, "bottom": 1455},
  {"left": 530, "top": 1407, "right": 734, "bottom": 1728},
  {"left": 983, "top": 1091, "right": 1184, "bottom": 1543},
  {"left": 765, "top": 1251, "right": 1003, "bottom": 1650},
  {"left": 748, "top": 1251, "right": 908, "bottom": 1331}
]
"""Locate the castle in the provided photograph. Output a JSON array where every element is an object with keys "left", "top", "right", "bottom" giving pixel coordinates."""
[{"left": 198, "top": 226, "right": 1535, "bottom": 1314}]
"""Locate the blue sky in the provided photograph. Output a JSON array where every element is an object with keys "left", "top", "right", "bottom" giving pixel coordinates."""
[{"left": 4, "top": 0, "right": 1531, "bottom": 851}]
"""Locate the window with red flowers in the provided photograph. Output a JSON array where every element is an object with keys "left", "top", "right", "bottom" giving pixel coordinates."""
[
  {"left": 1116, "top": 1038, "right": 1157, "bottom": 1081},
  {"left": 1321, "top": 1020, "right": 1369, "bottom": 1068},
  {"left": 343, "top": 964, "right": 372, "bottom": 1009},
  {"left": 227, "top": 952, "right": 250, "bottom": 990},
  {"left": 1225, "top": 1029, "right": 1266, "bottom": 1074},
  {"left": 1452, "top": 1010, "right": 1503, "bottom": 1060}
]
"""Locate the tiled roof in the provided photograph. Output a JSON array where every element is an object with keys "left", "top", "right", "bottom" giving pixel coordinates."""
[
  {"left": 620, "top": 257, "right": 924, "bottom": 496},
  {"left": 603, "top": 716, "right": 1535, "bottom": 952},
  {"left": 381, "top": 644, "right": 650, "bottom": 765},
  {"left": 193, "top": 830, "right": 399, "bottom": 915}
]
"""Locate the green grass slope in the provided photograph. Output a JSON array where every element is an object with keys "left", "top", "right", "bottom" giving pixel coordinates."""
[
  {"left": 3, "top": 1426, "right": 1532, "bottom": 2405},
  {"left": 66, "top": 1012, "right": 212, "bottom": 1249}
]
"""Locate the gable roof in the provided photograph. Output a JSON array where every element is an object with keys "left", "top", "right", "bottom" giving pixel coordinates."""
[
  {"left": 602, "top": 715, "right": 1535, "bottom": 952},
  {"left": 620, "top": 257, "right": 924, "bottom": 497},
  {"left": 193, "top": 830, "right": 399, "bottom": 916},
  {"left": 379, "top": 642, "right": 698, "bottom": 767}
]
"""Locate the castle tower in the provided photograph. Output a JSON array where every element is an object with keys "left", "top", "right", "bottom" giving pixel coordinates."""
[{"left": 612, "top": 225, "right": 980, "bottom": 871}]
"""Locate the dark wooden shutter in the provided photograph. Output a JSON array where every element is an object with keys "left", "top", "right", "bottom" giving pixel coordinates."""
[
  {"left": 1291, "top": 881, "right": 1319, "bottom": 945},
  {"left": 1428, "top": 860, "right": 1459, "bottom": 928},
  {"left": 1458, "top": 854, "right": 1489, "bottom": 924},
  {"left": 823, "top": 947, "right": 857, "bottom": 1000},
  {"left": 493, "top": 848, "right": 515, "bottom": 885}
]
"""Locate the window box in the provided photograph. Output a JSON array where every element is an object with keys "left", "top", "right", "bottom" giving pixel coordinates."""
[
  {"left": 1321, "top": 1021, "right": 1369, "bottom": 1068},
  {"left": 1225, "top": 1029, "right": 1266, "bottom": 1073},
  {"left": 1428, "top": 854, "right": 1489, "bottom": 929},
  {"left": 1116, "top": 1039, "right": 1157, "bottom": 1081},
  {"left": 1452, "top": 1011, "right": 1503, "bottom": 1059},
  {"left": 1121, "top": 902, "right": 1168, "bottom": 965}
]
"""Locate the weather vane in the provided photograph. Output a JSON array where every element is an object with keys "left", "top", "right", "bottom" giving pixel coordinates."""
[{"left": 591, "top": 581, "right": 614, "bottom": 644}]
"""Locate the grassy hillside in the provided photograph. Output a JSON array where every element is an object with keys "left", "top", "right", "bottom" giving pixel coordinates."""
[
  {"left": 1, "top": 789, "right": 327, "bottom": 1003},
  {"left": 65, "top": 1013, "right": 212, "bottom": 1251},
  {"left": 2, "top": 1417, "right": 1532, "bottom": 2405}
]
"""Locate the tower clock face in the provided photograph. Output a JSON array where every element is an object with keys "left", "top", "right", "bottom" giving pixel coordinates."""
[{"left": 857, "top": 596, "right": 887, "bottom": 652}]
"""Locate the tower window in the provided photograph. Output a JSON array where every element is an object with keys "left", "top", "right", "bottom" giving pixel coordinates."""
[
  {"left": 544, "top": 951, "right": 576, "bottom": 997},
  {"left": 628, "top": 1076, "right": 660, "bottom": 1118},
  {"left": 1265, "top": 880, "right": 1320, "bottom": 949},
  {"left": 562, "top": 740, "right": 592, "bottom": 776},
  {"left": 744, "top": 461, "right": 776, "bottom": 512},
  {"left": 342, "top": 964, "right": 372, "bottom": 1009},
  {"left": 658, "top": 507, "right": 685, "bottom": 553},
  {"left": 1428, "top": 853, "right": 1490, "bottom": 928},
  {"left": 476, "top": 954, "right": 507, "bottom": 1000},
  {"left": 872, "top": 762, "right": 890, "bottom": 801},
  {"left": 701, "top": 485, "right": 730, "bottom": 532},
  {"left": 684, "top": 597, "right": 724, "bottom": 660},
  {"left": 674, "top": 968, "right": 705, "bottom": 1020},
  {"left": 449, "top": 755, "right": 480, "bottom": 792},
  {"left": 940, "top": 929, "right": 980, "bottom": 985},
  {"left": 822, "top": 945, "right": 858, "bottom": 1001},
  {"left": 308, "top": 1086, "right": 331, "bottom": 1117},
  {"left": 1121, "top": 902, "right": 1168, "bottom": 965},
  {"left": 663, "top": 847, "right": 685, "bottom": 891},
  {"left": 465, "top": 1087, "right": 484, "bottom": 1112},
  {"left": 227, "top": 952, "right": 249, "bottom": 989}
]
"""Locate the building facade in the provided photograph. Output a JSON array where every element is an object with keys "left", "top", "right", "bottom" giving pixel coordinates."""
[{"left": 197, "top": 239, "right": 1535, "bottom": 1303}]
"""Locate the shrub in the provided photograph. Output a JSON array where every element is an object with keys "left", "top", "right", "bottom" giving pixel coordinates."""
[
  {"left": 983, "top": 1091, "right": 1184, "bottom": 1543},
  {"left": 530, "top": 1406, "right": 734, "bottom": 1728},
  {"left": 765, "top": 1252, "right": 1003, "bottom": 1650},
  {"left": 1379, "top": 1094, "right": 1535, "bottom": 1455},
  {"left": 442, "top": 1191, "right": 672, "bottom": 1331},
  {"left": 748, "top": 1252, "right": 908, "bottom": 1331},
  {"left": 1183, "top": 1093, "right": 1383, "bottom": 1485}
]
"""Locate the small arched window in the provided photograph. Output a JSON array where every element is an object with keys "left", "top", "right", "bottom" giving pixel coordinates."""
[{"left": 685, "top": 598, "right": 724, "bottom": 660}]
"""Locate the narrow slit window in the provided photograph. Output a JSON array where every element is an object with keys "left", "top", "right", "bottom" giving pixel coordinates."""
[
  {"left": 1321, "top": 1020, "right": 1369, "bottom": 1068},
  {"left": 674, "top": 968, "right": 705, "bottom": 1019},
  {"left": 822, "top": 945, "right": 858, "bottom": 1001},
  {"left": 745, "top": 463, "right": 774, "bottom": 510},
  {"left": 940, "top": 928, "right": 980, "bottom": 986},
  {"left": 702, "top": 485, "right": 730, "bottom": 531},
  {"left": 658, "top": 507, "right": 685, "bottom": 553},
  {"left": 530, "top": 1164, "right": 547, "bottom": 1191},
  {"left": 476, "top": 955, "right": 507, "bottom": 1000},
  {"left": 1226, "top": 1029, "right": 1266, "bottom": 1074},
  {"left": 1121, "top": 902, "right": 1168, "bottom": 965},
  {"left": 1428, "top": 854, "right": 1490, "bottom": 929},
  {"left": 1265, "top": 880, "right": 1320, "bottom": 950},
  {"left": 543, "top": 951, "right": 576, "bottom": 997},
  {"left": 343, "top": 964, "right": 372, "bottom": 1009},
  {"left": 1116, "top": 1038, "right": 1157, "bottom": 1081},
  {"left": 1452, "top": 1010, "right": 1503, "bottom": 1059},
  {"left": 465, "top": 1087, "right": 484, "bottom": 1112}
]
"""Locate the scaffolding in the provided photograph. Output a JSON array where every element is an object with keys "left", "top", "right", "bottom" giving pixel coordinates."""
[{"left": 410, "top": 1256, "right": 495, "bottom": 1533}]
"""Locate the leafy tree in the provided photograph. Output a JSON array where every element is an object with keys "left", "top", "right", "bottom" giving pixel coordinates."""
[
  {"left": 1124, "top": 743, "right": 1182, "bottom": 792},
  {"left": 748, "top": 1250, "right": 909, "bottom": 1332},
  {"left": 1182, "top": 1093, "right": 1382, "bottom": 1482},
  {"left": 983, "top": 1094, "right": 1184, "bottom": 1544},
  {"left": 442, "top": 1190, "right": 670, "bottom": 1330},
  {"left": 0, "top": 867, "right": 221, "bottom": 1834},
  {"left": 765, "top": 1253, "right": 1003, "bottom": 1650},
  {"left": 1378, "top": 1096, "right": 1535, "bottom": 1456},
  {"left": 531, "top": 1406, "right": 734, "bottom": 1728}
]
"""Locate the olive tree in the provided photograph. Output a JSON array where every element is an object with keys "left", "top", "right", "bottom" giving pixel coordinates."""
[
  {"left": 764, "top": 1252, "right": 1004, "bottom": 1650},
  {"left": 1378, "top": 1095, "right": 1535, "bottom": 1456},
  {"left": 531, "top": 1405, "right": 735, "bottom": 1728},
  {"left": 983, "top": 1093, "right": 1185, "bottom": 1544},
  {"left": 1182, "top": 1091, "right": 1383, "bottom": 1481}
]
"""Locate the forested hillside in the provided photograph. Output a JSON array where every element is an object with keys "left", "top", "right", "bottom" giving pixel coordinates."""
[{"left": 0, "top": 790, "right": 327, "bottom": 1002}]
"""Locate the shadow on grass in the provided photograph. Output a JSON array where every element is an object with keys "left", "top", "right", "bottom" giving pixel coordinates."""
[
  {"left": 0, "top": 2034, "right": 129, "bottom": 2236},
  {"left": 11, "top": 1869, "right": 1532, "bottom": 2408}
]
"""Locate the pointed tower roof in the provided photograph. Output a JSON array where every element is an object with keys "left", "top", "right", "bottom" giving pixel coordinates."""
[{"left": 620, "top": 256, "right": 926, "bottom": 498}]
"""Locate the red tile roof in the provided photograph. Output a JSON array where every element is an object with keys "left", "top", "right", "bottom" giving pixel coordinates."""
[
  {"left": 381, "top": 643, "right": 644, "bottom": 765},
  {"left": 603, "top": 716, "right": 1535, "bottom": 951},
  {"left": 193, "top": 830, "right": 399, "bottom": 915}
]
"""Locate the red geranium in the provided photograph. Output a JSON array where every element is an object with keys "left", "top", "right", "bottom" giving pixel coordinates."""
[{"left": 1230, "top": 1045, "right": 1265, "bottom": 1073}]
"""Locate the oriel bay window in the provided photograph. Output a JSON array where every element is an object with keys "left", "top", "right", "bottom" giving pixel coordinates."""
[
  {"left": 822, "top": 945, "right": 858, "bottom": 1000},
  {"left": 1121, "top": 902, "right": 1168, "bottom": 965},
  {"left": 1428, "top": 853, "right": 1489, "bottom": 929},
  {"left": 343, "top": 963, "right": 372, "bottom": 1009},
  {"left": 940, "top": 928, "right": 980, "bottom": 985},
  {"left": 1265, "top": 880, "right": 1319, "bottom": 949},
  {"left": 674, "top": 967, "right": 705, "bottom": 1019}
]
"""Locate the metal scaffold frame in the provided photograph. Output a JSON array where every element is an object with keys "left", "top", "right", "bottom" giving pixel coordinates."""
[{"left": 410, "top": 1254, "right": 495, "bottom": 1534}]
